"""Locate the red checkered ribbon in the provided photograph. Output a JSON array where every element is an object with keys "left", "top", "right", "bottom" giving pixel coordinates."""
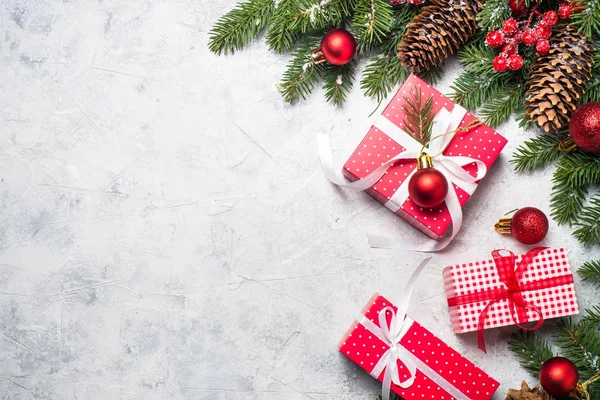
[{"left": 446, "top": 247, "right": 574, "bottom": 352}]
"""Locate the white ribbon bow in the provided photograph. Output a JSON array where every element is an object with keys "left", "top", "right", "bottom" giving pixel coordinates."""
[
  {"left": 318, "top": 106, "right": 488, "bottom": 252},
  {"left": 358, "top": 257, "right": 470, "bottom": 400}
]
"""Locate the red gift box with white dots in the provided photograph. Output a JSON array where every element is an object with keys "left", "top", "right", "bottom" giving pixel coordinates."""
[
  {"left": 339, "top": 294, "right": 500, "bottom": 399},
  {"left": 443, "top": 247, "right": 579, "bottom": 333},
  {"left": 342, "top": 74, "right": 508, "bottom": 239}
]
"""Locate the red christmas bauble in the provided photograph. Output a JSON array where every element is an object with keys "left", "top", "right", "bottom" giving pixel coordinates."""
[
  {"left": 320, "top": 28, "right": 357, "bottom": 66},
  {"left": 540, "top": 357, "right": 579, "bottom": 397},
  {"left": 408, "top": 168, "right": 449, "bottom": 208},
  {"left": 511, "top": 207, "right": 549, "bottom": 244},
  {"left": 569, "top": 101, "right": 600, "bottom": 153}
]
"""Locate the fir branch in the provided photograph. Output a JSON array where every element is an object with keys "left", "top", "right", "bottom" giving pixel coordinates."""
[
  {"left": 208, "top": 0, "right": 276, "bottom": 55},
  {"left": 511, "top": 135, "right": 563, "bottom": 173},
  {"left": 581, "top": 305, "right": 600, "bottom": 326},
  {"left": 361, "top": 56, "right": 409, "bottom": 102},
  {"left": 292, "top": 0, "right": 356, "bottom": 33},
  {"left": 266, "top": 0, "right": 302, "bottom": 53},
  {"left": 553, "top": 152, "right": 600, "bottom": 188},
  {"left": 277, "top": 38, "right": 323, "bottom": 103},
  {"left": 360, "top": 7, "right": 415, "bottom": 101},
  {"left": 571, "top": 0, "right": 600, "bottom": 39},
  {"left": 507, "top": 330, "right": 554, "bottom": 377},
  {"left": 477, "top": 0, "right": 511, "bottom": 32},
  {"left": 418, "top": 65, "right": 443, "bottom": 85},
  {"left": 478, "top": 83, "right": 525, "bottom": 128},
  {"left": 320, "top": 61, "right": 356, "bottom": 105},
  {"left": 573, "top": 191, "right": 600, "bottom": 246},
  {"left": 550, "top": 175, "right": 588, "bottom": 226},
  {"left": 579, "top": 260, "right": 600, "bottom": 288},
  {"left": 556, "top": 318, "right": 600, "bottom": 379},
  {"left": 582, "top": 70, "right": 600, "bottom": 104},
  {"left": 402, "top": 88, "right": 434, "bottom": 144},
  {"left": 352, "top": 0, "right": 395, "bottom": 51}
]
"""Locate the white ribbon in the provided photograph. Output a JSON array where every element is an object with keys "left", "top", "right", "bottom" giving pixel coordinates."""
[
  {"left": 317, "top": 105, "right": 487, "bottom": 252},
  {"left": 358, "top": 257, "right": 470, "bottom": 400}
]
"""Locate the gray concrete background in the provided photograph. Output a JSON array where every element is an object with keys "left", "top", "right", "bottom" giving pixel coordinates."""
[{"left": 0, "top": 1, "right": 597, "bottom": 399}]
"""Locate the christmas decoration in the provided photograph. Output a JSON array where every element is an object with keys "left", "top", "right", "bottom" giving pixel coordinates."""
[
  {"left": 407, "top": 156, "right": 448, "bottom": 208},
  {"left": 539, "top": 357, "right": 579, "bottom": 397},
  {"left": 495, "top": 207, "right": 549, "bottom": 245},
  {"left": 312, "top": 28, "right": 357, "bottom": 66},
  {"left": 509, "top": 0, "right": 528, "bottom": 18},
  {"left": 566, "top": 101, "right": 600, "bottom": 153},
  {"left": 397, "top": 0, "right": 481, "bottom": 74},
  {"left": 444, "top": 247, "right": 579, "bottom": 352},
  {"left": 524, "top": 24, "right": 594, "bottom": 133},
  {"left": 331, "top": 75, "right": 506, "bottom": 243},
  {"left": 340, "top": 259, "right": 500, "bottom": 400},
  {"left": 505, "top": 381, "right": 552, "bottom": 400}
]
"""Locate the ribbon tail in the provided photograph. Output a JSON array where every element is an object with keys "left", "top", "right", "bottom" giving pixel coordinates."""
[
  {"left": 381, "top": 358, "right": 395, "bottom": 400},
  {"left": 476, "top": 295, "right": 505, "bottom": 353}
]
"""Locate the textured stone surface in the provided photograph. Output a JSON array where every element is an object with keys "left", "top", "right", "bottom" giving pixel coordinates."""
[{"left": 0, "top": 1, "right": 596, "bottom": 399}]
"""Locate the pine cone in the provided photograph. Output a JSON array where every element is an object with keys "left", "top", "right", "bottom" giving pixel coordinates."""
[
  {"left": 397, "top": 0, "right": 481, "bottom": 73},
  {"left": 505, "top": 381, "right": 555, "bottom": 400},
  {"left": 525, "top": 24, "right": 594, "bottom": 133}
]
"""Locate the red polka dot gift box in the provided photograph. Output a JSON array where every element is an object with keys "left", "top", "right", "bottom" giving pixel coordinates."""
[
  {"left": 342, "top": 74, "right": 508, "bottom": 240},
  {"left": 339, "top": 294, "right": 500, "bottom": 400},
  {"left": 444, "top": 247, "right": 579, "bottom": 352}
]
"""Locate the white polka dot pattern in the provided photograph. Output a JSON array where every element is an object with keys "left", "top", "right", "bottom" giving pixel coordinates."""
[
  {"left": 341, "top": 74, "right": 508, "bottom": 239},
  {"left": 338, "top": 294, "right": 500, "bottom": 399},
  {"left": 443, "top": 248, "right": 579, "bottom": 334}
]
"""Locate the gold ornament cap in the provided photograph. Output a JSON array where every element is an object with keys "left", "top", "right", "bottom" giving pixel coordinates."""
[
  {"left": 494, "top": 218, "right": 512, "bottom": 234},
  {"left": 416, "top": 154, "right": 434, "bottom": 170}
]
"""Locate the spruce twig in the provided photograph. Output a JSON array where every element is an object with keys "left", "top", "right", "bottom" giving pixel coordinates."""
[
  {"left": 277, "top": 38, "right": 323, "bottom": 103},
  {"left": 402, "top": 88, "right": 435, "bottom": 144},
  {"left": 266, "top": 0, "right": 301, "bottom": 53},
  {"left": 478, "top": 83, "right": 525, "bottom": 128},
  {"left": 352, "top": 0, "right": 395, "bottom": 51},
  {"left": 581, "top": 305, "right": 600, "bottom": 326},
  {"left": 511, "top": 135, "right": 563, "bottom": 173},
  {"left": 573, "top": 191, "right": 600, "bottom": 246},
  {"left": 507, "top": 330, "right": 554, "bottom": 377},
  {"left": 572, "top": 0, "right": 600, "bottom": 39},
  {"left": 208, "top": 0, "right": 276, "bottom": 55},
  {"left": 579, "top": 261, "right": 600, "bottom": 288},
  {"left": 321, "top": 61, "right": 357, "bottom": 105},
  {"left": 477, "top": 0, "right": 511, "bottom": 32},
  {"left": 550, "top": 177, "right": 588, "bottom": 226},
  {"left": 556, "top": 319, "right": 600, "bottom": 379}
]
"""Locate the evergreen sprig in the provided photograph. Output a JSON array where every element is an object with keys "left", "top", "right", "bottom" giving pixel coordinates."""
[
  {"left": 556, "top": 318, "right": 600, "bottom": 380},
  {"left": 352, "top": 0, "right": 395, "bottom": 51},
  {"left": 477, "top": 0, "right": 511, "bottom": 32},
  {"left": 293, "top": 0, "right": 357, "bottom": 33},
  {"left": 507, "top": 330, "right": 554, "bottom": 376},
  {"left": 402, "top": 88, "right": 434, "bottom": 144},
  {"left": 573, "top": 191, "right": 600, "bottom": 246},
  {"left": 277, "top": 38, "right": 323, "bottom": 102},
  {"left": 550, "top": 175, "right": 588, "bottom": 226},
  {"left": 579, "top": 260, "right": 600, "bottom": 288},
  {"left": 321, "top": 61, "right": 357, "bottom": 105},
  {"left": 478, "top": 83, "right": 525, "bottom": 128},
  {"left": 554, "top": 152, "right": 600, "bottom": 188},
  {"left": 266, "top": 0, "right": 302, "bottom": 53},
  {"left": 208, "top": 0, "right": 276, "bottom": 55},
  {"left": 581, "top": 305, "right": 600, "bottom": 326},
  {"left": 572, "top": 0, "right": 600, "bottom": 39},
  {"left": 511, "top": 135, "right": 563, "bottom": 172}
]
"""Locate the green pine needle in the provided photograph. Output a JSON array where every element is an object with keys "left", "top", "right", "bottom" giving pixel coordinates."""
[
  {"left": 321, "top": 61, "right": 356, "bottom": 105},
  {"left": 581, "top": 305, "right": 600, "bottom": 326},
  {"left": 477, "top": 0, "right": 511, "bottom": 32},
  {"left": 208, "top": 0, "right": 276, "bottom": 55},
  {"left": 277, "top": 39, "right": 323, "bottom": 103},
  {"left": 266, "top": 0, "right": 302, "bottom": 53},
  {"left": 572, "top": 0, "right": 600, "bottom": 39},
  {"left": 292, "top": 0, "right": 357, "bottom": 33},
  {"left": 550, "top": 175, "right": 588, "bottom": 226},
  {"left": 361, "top": 56, "right": 409, "bottom": 102},
  {"left": 511, "top": 135, "right": 563, "bottom": 173},
  {"left": 573, "top": 191, "right": 600, "bottom": 246},
  {"left": 556, "top": 318, "right": 600, "bottom": 379},
  {"left": 579, "top": 260, "right": 600, "bottom": 288},
  {"left": 402, "top": 88, "right": 434, "bottom": 144},
  {"left": 352, "top": 0, "right": 395, "bottom": 51},
  {"left": 507, "top": 330, "right": 554, "bottom": 377},
  {"left": 553, "top": 152, "right": 600, "bottom": 188},
  {"left": 478, "top": 83, "right": 525, "bottom": 128}
]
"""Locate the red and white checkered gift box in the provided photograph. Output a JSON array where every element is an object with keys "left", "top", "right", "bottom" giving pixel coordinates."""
[
  {"left": 339, "top": 293, "right": 500, "bottom": 400},
  {"left": 444, "top": 247, "right": 579, "bottom": 351}
]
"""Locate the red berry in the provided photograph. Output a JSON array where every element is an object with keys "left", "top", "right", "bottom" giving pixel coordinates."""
[
  {"left": 572, "top": 2, "right": 585, "bottom": 14},
  {"left": 536, "top": 39, "right": 550, "bottom": 55},
  {"left": 543, "top": 10, "right": 559, "bottom": 26},
  {"left": 522, "top": 30, "right": 537, "bottom": 45},
  {"left": 509, "top": 0, "right": 528, "bottom": 17},
  {"left": 508, "top": 54, "right": 524, "bottom": 70},
  {"left": 493, "top": 55, "right": 509, "bottom": 72},
  {"left": 535, "top": 24, "right": 552, "bottom": 39},
  {"left": 559, "top": 4, "right": 572, "bottom": 19},
  {"left": 486, "top": 30, "right": 505, "bottom": 48},
  {"left": 503, "top": 18, "right": 518, "bottom": 35},
  {"left": 502, "top": 43, "right": 517, "bottom": 55}
]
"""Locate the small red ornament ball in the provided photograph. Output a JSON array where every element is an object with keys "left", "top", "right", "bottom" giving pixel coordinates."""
[
  {"left": 540, "top": 357, "right": 579, "bottom": 397},
  {"left": 408, "top": 168, "right": 449, "bottom": 208},
  {"left": 320, "top": 28, "right": 357, "bottom": 66},
  {"left": 493, "top": 55, "right": 509, "bottom": 72},
  {"left": 511, "top": 207, "right": 549, "bottom": 244},
  {"left": 569, "top": 101, "right": 600, "bottom": 153}
]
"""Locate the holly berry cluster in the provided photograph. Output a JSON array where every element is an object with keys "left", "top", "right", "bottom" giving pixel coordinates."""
[
  {"left": 558, "top": 0, "right": 584, "bottom": 19},
  {"left": 486, "top": 7, "right": 558, "bottom": 72},
  {"left": 390, "top": 0, "right": 424, "bottom": 5}
]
